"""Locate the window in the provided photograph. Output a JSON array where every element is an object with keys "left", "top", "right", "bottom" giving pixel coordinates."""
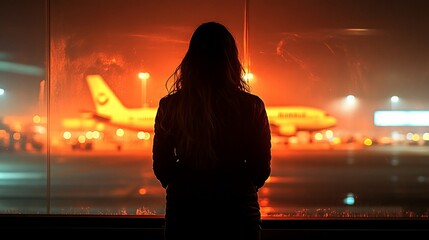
[{"left": 1, "top": 0, "right": 428, "bottom": 219}]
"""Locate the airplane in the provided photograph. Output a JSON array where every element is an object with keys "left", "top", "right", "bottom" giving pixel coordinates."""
[
  {"left": 85, "top": 75, "right": 157, "bottom": 133},
  {"left": 266, "top": 107, "right": 337, "bottom": 136},
  {"left": 85, "top": 75, "right": 337, "bottom": 138}
]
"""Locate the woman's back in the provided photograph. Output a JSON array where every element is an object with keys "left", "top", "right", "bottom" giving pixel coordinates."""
[{"left": 152, "top": 21, "right": 271, "bottom": 240}]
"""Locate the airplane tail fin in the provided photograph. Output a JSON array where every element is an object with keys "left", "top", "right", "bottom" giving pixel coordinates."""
[{"left": 86, "top": 75, "right": 126, "bottom": 118}]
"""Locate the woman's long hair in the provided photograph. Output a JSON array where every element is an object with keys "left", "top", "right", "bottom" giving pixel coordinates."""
[{"left": 165, "top": 22, "right": 250, "bottom": 169}]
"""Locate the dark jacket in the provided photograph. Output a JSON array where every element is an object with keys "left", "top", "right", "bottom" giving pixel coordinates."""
[{"left": 152, "top": 91, "right": 271, "bottom": 222}]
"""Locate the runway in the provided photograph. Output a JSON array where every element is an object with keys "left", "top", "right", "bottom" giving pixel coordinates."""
[{"left": 1, "top": 144, "right": 428, "bottom": 217}]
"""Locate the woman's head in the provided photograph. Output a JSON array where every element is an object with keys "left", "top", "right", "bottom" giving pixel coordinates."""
[
  {"left": 164, "top": 22, "right": 250, "bottom": 168},
  {"left": 168, "top": 22, "right": 248, "bottom": 93}
]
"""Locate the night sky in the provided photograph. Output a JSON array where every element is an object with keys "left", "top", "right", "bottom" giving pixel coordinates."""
[{"left": 1, "top": 0, "right": 429, "bottom": 135}]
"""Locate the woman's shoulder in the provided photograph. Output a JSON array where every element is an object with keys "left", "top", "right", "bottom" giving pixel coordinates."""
[
  {"left": 238, "top": 91, "right": 265, "bottom": 105},
  {"left": 159, "top": 92, "right": 180, "bottom": 105}
]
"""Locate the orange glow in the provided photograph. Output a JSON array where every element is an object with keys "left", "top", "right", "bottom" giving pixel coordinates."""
[
  {"left": 33, "top": 125, "right": 46, "bottom": 134},
  {"left": 0, "top": 130, "right": 7, "bottom": 138},
  {"left": 259, "top": 197, "right": 270, "bottom": 207},
  {"left": 13, "top": 132, "right": 21, "bottom": 141},
  {"left": 378, "top": 137, "right": 392, "bottom": 145},
  {"left": 288, "top": 136, "right": 298, "bottom": 144},
  {"left": 62, "top": 118, "right": 97, "bottom": 129},
  {"left": 11, "top": 123, "right": 22, "bottom": 132},
  {"left": 138, "top": 72, "right": 150, "bottom": 80},
  {"left": 260, "top": 187, "right": 270, "bottom": 195},
  {"left": 332, "top": 137, "right": 341, "bottom": 145},
  {"left": 266, "top": 176, "right": 298, "bottom": 184},
  {"left": 138, "top": 188, "right": 147, "bottom": 195},
  {"left": 260, "top": 206, "right": 276, "bottom": 217},
  {"left": 243, "top": 72, "right": 254, "bottom": 82},
  {"left": 33, "top": 115, "right": 41, "bottom": 124}
]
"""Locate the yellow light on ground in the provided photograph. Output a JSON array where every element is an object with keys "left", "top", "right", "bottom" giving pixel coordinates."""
[
  {"left": 92, "top": 131, "right": 100, "bottom": 139},
  {"left": 85, "top": 131, "right": 94, "bottom": 139},
  {"left": 78, "top": 135, "right": 86, "bottom": 143},
  {"left": 423, "top": 133, "right": 429, "bottom": 141},
  {"left": 116, "top": 128, "right": 124, "bottom": 137},
  {"left": 325, "top": 130, "right": 334, "bottom": 139},
  {"left": 314, "top": 132, "right": 323, "bottom": 141},
  {"left": 33, "top": 115, "right": 41, "bottom": 124},
  {"left": 363, "top": 138, "right": 373, "bottom": 146},
  {"left": 137, "top": 131, "right": 151, "bottom": 140},
  {"left": 63, "top": 131, "right": 71, "bottom": 140},
  {"left": 137, "top": 131, "right": 145, "bottom": 140},
  {"left": 412, "top": 133, "right": 420, "bottom": 142}
]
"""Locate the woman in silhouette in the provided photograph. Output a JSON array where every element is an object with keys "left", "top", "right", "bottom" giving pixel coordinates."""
[{"left": 152, "top": 21, "right": 271, "bottom": 240}]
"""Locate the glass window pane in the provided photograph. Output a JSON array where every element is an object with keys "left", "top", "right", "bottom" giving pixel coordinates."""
[
  {"left": 31, "top": 0, "right": 429, "bottom": 218},
  {"left": 49, "top": 0, "right": 245, "bottom": 214},
  {"left": 249, "top": 0, "right": 429, "bottom": 218},
  {"left": 0, "top": 0, "right": 48, "bottom": 214}
]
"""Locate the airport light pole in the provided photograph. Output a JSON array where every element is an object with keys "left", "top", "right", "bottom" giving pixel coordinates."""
[
  {"left": 389, "top": 95, "right": 400, "bottom": 141},
  {"left": 390, "top": 95, "right": 399, "bottom": 110},
  {"left": 138, "top": 72, "right": 150, "bottom": 108},
  {"left": 345, "top": 94, "right": 357, "bottom": 139}
]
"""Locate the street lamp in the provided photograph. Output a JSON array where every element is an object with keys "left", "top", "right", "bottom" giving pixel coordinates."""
[
  {"left": 138, "top": 72, "right": 150, "bottom": 108},
  {"left": 390, "top": 95, "right": 399, "bottom": 110},
  {"left": 343, "top": 94, "right": 358, "bottom": 113},
  {"left": 243, "top": 71, "right": 254, "bottom": 84},
  {"left": 389, "top": 96, "right": 400, "bottom": 141},
  {"left": 343, "top": 94, "right": 358, "bottom": 138},
  {"left": 0, "top": 88, "right": 4, "bottom": 96}
]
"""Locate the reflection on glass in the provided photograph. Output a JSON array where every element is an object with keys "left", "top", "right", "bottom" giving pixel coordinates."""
[{"left": 0, "top": 0, "right": 48, "bottom": 213}]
